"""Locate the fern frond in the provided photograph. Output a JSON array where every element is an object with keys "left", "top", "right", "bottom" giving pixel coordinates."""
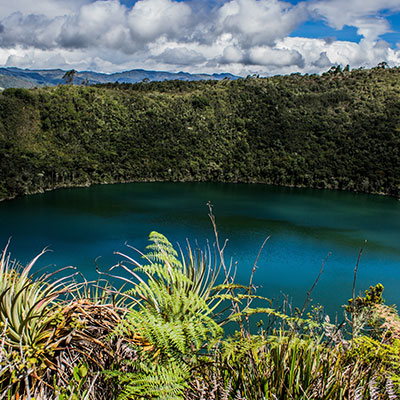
[
  {"left": 116, "top": 361, "right": 189, "bottom": 400},
  {"left": 228, "top": 307, "right": 289, "bottom": 322}
]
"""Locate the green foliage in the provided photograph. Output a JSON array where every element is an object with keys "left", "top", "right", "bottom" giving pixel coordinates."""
[
  {"left": 191, "top": 316, "right": 400, "bottom": 400},
  {"left": 0, "top": 244, "right": 75, "bottom": 396},
  {"left": 1, "top": 66, "right": 400, "bottom": 200},
  {"left": 217, "top": 332, "right": 328, "bottom": 399},
  {"left": 346, "top": 283, "right": 385, "bottom": 313},
  {"left": 107, "top": 232, "right": 223, "bottom": 399},
  {"left": 56, "top": 363, "right": 89, "bottom": 400},
  {"left": 1, "top": 232, "right": 400, "bottom": 399},
  {"left": 109, "top": 360, "right": 190, "bottom": 400},
  {"left": 346, "top": 283, "right": 387, "bottom": 338}
]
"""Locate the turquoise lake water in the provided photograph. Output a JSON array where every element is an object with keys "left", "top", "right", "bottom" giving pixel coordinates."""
[{"left": 1, "top": 182, "right": 399, "bottom": 318}]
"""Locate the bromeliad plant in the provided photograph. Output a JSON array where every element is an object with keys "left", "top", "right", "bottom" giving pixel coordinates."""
[{"left": 0, "top": 243, "right": 76, "bottom": 396}]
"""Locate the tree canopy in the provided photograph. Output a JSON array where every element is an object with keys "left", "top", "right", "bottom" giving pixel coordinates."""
[{"left": 1, "top": 66, "right": 399, "bottom": 200}]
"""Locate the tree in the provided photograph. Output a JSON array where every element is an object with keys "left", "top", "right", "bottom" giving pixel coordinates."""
[
  {"left": 377, "top": 61, "right": 389, "bottom": 69},
  {"left": 62, "top": 69, "right": 76, "bottom": 85}
]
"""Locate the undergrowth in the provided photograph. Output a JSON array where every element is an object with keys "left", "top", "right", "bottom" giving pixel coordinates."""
[{"left": 0, "top": 209, "right": 399, "bottom": 399}]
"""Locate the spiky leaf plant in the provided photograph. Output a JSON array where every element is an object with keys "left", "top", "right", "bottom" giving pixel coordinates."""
[{"left": 0, "top": 244, "right": 75, "bottom": 397}]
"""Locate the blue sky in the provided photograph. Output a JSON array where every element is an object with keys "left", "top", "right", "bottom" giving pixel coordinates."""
[
  {"left": 292, "top": 6, "right": 400, "bottom": 46},
  {"left": 0, "top": 0, "right": 399, "bottom": 75},
  {"left": 291, "top": 22, "right": 363, "bottom": 42},
  {"left": 377, "top": 13, "right": 400, "bottom": 45}
]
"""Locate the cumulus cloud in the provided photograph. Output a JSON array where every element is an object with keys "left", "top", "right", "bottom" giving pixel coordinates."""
[
  {"left": 127, "top": 0, "right": 191, "bottom": 43},
  {"left": 0, "top": 0, "right": 90, "bottom": 19},
  {"left": 0, "top": 0, "right": 192, "bottom": 54},
  {"left": 275, "top": 37, "right": 398, "bottom": 74},
  {"left": 218, "top": 45, "right": 304, "bottom": 68},
  {"left": 239, "top": 46, "right": 304, "bottom": 67},
  {"left": 312, "top": 51, "right": 331, "bottom": 68},
  {"left": 6, "top": 51, "right": 67, "bottom": 69},
  {"left": 217, "top": 0, "right": 307, "bottom": 47},
  {"left": 220, "top": 46, "right": 244, "bottom": 64},
  {"left": 0, "top": 12, "right": 64, "bottom": 49},
  {"left": 0, "top": 0, "right": 399, "bottom": 75},
  {"left": 308, "top": 0, "right": 400, "bottom": 41},
  {"left": 154, "top": 47, "right": 206, "bottom": 65},
  {"left": 59, "top": 1, "right": 130, "bottom": 50}
]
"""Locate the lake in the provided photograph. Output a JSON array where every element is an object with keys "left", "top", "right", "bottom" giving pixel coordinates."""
[{"left": 1, "top": 182, "right": 399, "bottom": 319}]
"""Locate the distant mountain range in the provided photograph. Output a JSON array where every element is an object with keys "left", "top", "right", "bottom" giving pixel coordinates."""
[{"left": 0, "top": 67, "right": 239, "bottom": 89}]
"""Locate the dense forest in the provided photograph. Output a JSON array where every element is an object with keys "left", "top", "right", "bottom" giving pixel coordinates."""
[{"left": 1, "top": 65, "right": 400, "bottom": 201}]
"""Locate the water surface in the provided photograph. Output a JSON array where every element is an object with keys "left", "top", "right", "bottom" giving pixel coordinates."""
[{"left": 1, "top": 182, "right": 399, "bottom": 318}]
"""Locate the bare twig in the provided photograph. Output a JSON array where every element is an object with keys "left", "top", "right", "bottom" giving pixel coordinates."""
[
  {"left": 207, "top": 201, "right": 245, "bottom": 336},
  {"left": 83, "top": 372, "right": 100, "bottom": 400},
  {"left": 246, "top": 236, "right": 270, "bottom": 333},
  {"left": 248, "top": 236, "right": 270, "bottom": 299},
  {"left": 352, "top": 241, "right": 367, "bottom": 309},
  {"left": 300, "top": 252, "right": 331, "bottom": 317},
  {"left": 351, "top": 240, "right": 367, "bottom": 343}
]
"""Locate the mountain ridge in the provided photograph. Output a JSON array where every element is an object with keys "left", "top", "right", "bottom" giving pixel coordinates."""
[{"left": 0, "top": 67, "right": 239, "bottom": 89}]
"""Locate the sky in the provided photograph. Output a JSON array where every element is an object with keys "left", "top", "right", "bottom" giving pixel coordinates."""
[{"left": 0, "top": 0, "right": 399, "bottom": 76}]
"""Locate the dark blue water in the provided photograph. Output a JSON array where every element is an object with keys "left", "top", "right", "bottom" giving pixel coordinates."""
[{"left": 1, "top": 182, "right": 399, "bottom": 318}]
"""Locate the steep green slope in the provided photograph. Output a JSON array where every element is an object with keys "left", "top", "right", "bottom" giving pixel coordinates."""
[{"left": 1, "top": 66, "right": 400, "bottom": 200}]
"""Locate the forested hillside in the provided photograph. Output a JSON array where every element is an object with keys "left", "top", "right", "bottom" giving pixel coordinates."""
[{"left": 1, "top": 65, "right": 400, "bottom": 200}]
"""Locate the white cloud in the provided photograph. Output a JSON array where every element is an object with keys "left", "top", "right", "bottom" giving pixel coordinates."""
[
  {"left": 0, "top": 0, "right": 90, "bottom": 19},
  {"left": 0, "top": 0, "right": 193, "bottom": 56},
  {"left": 217, "top": 0, "right": 307, "bottom": 47},
  {"left": 220, "top": 46, "right": 244, "bottom": 63},
  {"left": 308, "top": 0, "right": 400, "bottom": 41},
  {"left": 275, "top": 37, "right": 399, "bottom": 73},
  {"left": 59, "top": 1, "right": 130, "bottom": 50},
  {"left": 6, "top": 50, "right": 67, "bottom": 69},
  {"left": 246, "top": 46, "right": 304, "bottom": 67},
  {"left": 353, "top": 17, "right": 390, "bottom": 41},
  {"left": 154, "top": 47, "right": 206, "bottom": 65},
  {"left": 0, "top": 0, "right": 398, "bottom": 75},
  {"left": 0, "top": 12, "right": 64, "bottom": 49},
  {"left": 127, "top": 0, "right": 192, "bottom": 43},
  {"left": 312, "top": 51, "right": 331, "bottom": 68}
]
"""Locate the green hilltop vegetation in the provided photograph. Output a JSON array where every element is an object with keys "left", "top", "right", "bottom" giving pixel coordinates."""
[{"left": 1, "top": 65, "right": 400, "bottom": 201}]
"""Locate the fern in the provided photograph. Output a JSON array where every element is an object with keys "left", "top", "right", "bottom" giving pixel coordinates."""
[
  {"left": 109, "top": 360, "right": 189, "bottom": 400},
  {"left": 145, "top": 231, "right": 181, "bottom": 269},
  {"left": 108, "top": 232, "right": 224, "bottom": 399}
]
